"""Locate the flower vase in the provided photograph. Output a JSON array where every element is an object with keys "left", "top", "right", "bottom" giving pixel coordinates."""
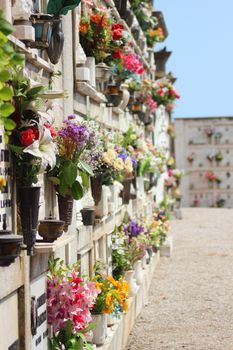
[
  {"left": 120, "top": 178, "right": 132, "bottom": 204},
  {"left": 0, "top": 234, "right": 23, "bottom": 266},
  {"left": 92, "top": 314, "right": 107, "bottom": 346},
  {"left": 38, "top": 219, "right": 64, "bottom": 242},
  {"left": 80, "top": 208, "right": 95, "bottom": 226},
  {"left": 57, "top": 193, "right": 74, "bottom": 232},
  {"left": 91, "top": 174, "right": 103, "bottom": 206},
  {"left": 124, "top": 270, "right": 138, "bottom": 297},
  {"left": 18, "top": 186, "right": 40, "bottom": 255},
  {"left": 141, "top": 254, "right": 147, "bottom": 269},
  {"left": 134, "top": 260, "right": 144, "bottom": 285}
]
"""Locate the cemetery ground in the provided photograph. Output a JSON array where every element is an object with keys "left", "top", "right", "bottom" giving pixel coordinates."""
[{"left": 127, "top": 208, "right": 233, "bottom": 350}]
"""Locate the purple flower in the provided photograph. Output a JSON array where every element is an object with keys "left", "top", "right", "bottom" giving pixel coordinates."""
[{"left": 124, "top": 219, "right": 145, "bottom": 237}]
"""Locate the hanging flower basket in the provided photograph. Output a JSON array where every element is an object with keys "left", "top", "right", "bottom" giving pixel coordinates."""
[
  {"left": 57, "top": 193, "right": 74, "bottom": 232},
  {"left": 0, "top": 234, "right": 23, "bottom": 267},
  {"left": 18, "top": 186, "right": 40, "bottom": 256}
]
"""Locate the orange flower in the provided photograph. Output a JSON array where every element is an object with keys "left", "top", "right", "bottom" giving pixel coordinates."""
[
  {"left": 80, "top": 20, "right": 89, "bottom": 34},
  {"left": 90, "top": 13, "right": 108, "bottom": 28}
]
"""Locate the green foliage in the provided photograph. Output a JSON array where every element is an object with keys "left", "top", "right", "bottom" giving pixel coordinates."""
[
  {"left": 0, "top": 10, "right": 24, "bottom": 141},
  {"left": 47, "top": 0, "right": 82, "bottom": 15},
  {"left": 49, "top": 320, "right": 95, "bottom": 350}
]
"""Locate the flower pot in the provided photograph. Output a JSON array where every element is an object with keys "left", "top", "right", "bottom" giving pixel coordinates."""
[
  {"left": 105, "top": 83, "right": 123, "bottom": 107},
  {"left": 91, "top": 174, "right": 103, "bottom": 206},
  {"left": 92, "top": 314, "right": 107, "bottom": 346},
  {"left": 18, "top": 186, "right": 40, "bottom": 256},
  {"left": 134, "top": 260, "right": 144, "bottom": 285},
  {"left": 80, "top": 208, "right": 95, "bottom": 226},
  {"left": 29, "top": 14, "right": 53, "bottom": 48},
  {"left": 124, "top": 270, "right": 138, "bottom": 297},
  {"left": 47, "top": 16, "right": 64, "bottom": 64},
  {"left": 38, "top": 219, "right": 64, "bottom": 242},
  {"left": 57, "top": 194, "right": 74, "bottom": 232},
  {"left": 0, "top": 234, "right": 22, "bottom": 266}
]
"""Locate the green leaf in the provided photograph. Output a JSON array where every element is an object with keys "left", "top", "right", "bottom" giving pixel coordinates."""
[
  {"left": 4, "top": 118, "right": 16, "bottom": 130},
  {"left": 48, "top": 176, "right": 60, "bottom": 185},
  {"left": 9, "top": 144, "right": 24, "bottom": 154},
  {"left": 80, "top": 171, "right": 89, "bottom": 189},
  {"left": 71, "top": 180, "right": 83, "bottom": 200},
  {"left": 0, "top": 18, "right": 14, "bottom": 35},
  {"left": 0, "top": 70, "right": 10, "bottom": 82},
  {"left": 26, "top": 85, "right": 45, "bottom": 100},
  {"left": 62, "top": 161, "right": 77, "bottom": 186},
  {"left": 78, "top": 160, "right": 94, "bottom": 176},
  {"left": 0, "top": 86, "right": 12, "bottom": 100},
  {"left": 0, "top": 102, "right": 14, "bottom": 117},
  {"left": 10, "top": 53, "right": 24, "bottom": 65},
  {"left": 47, "top": 0, "right": 81, "bottom": 15}
]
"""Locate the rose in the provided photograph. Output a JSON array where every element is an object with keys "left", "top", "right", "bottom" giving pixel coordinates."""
[
  {"left": 112, "top": 23, "right": 124, "bottom": 31},
  {"left": 112, "top": 28, "right": 123, "bottom": 40},
  {"left": 113, "top": 50, "right": 124, "bottom": 59},
  {"left": 20, "top": 128, "right": 39, "bottom": 146}
]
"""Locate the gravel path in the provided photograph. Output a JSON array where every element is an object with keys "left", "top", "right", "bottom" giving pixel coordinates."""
[{"left": 126, "top": 208, "right": 233, "bottom": 350}]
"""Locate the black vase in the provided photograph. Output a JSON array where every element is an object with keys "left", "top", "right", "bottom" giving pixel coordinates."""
[
  {"left": 57, "top": 193, "right": 74, "bottom": 232},
  {"left": 80, "top": 208, "right": 95, "bottom": 226},
  {"left": 18, "top": 186, "right": 40, "bottom": 256},
  {"left": 0, "top": 234, "right": 23, "bottom": 266},
  {"left": 120, "top": 178, "right": 132, "bottom": 204},
  {"left": 91, "top": 174, "right": 103, "bottom": 206},
  {"left": 47, "top": 17, "right": 64, "bottom": 64}
]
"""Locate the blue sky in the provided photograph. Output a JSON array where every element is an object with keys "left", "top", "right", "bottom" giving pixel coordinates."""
[{"left": 154, "top": 0, "right": 233, "bottom": 118}]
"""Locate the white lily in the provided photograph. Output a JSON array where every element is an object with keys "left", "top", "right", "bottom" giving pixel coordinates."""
[{"left": 23, "top": 126, "right": 57, "bottom": 170}]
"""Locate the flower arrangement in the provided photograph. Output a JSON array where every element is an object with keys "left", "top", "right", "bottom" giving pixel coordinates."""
[
  {"left": 204, "top": 127, "right": 215, "bottom": 137},
  {"left": 205, "top": 171, "right": 217, "bottom": 182},
  {"left": 167, "top": 124, "right": 175, "bottom": 139},
  {"left": 214, "top": 131, "right": 222, "bottom": 141},
  {"left": 146, "top": 27, "right": 165, "bottom": 47},
  {"left": 123, "top": 218, "right": 145, "bottom": 237},
  {"left": 10, "top": 118, "right": 57, "bottom": 186},
  {"left": 151, "top": 79, "right": 180, "bottom": 111},
  {"left": 148, "top": 210, "right": 170, "bottom": 249},
  {"left": 48, "top": 116, "right": 98, "bottom": 199},
  {"left": 112, "top": 51, "right": 145, "bottom": 84},
  {"left": 91, "top": 263, "right": 128, "bottom": 316},
  {"left": 215, "top": 151, "right": 223, "bottom": 162},
  {"left": 80, "top": 6, "right": 125, "bottom": 63},
  {"left": 187, "top": 153, "right": 195, "bottom": 163},
  {"left": 47, "top": 258, "right": 100, "bottom": 350}
]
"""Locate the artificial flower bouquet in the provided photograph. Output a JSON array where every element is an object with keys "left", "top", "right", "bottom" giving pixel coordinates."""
[
  {"left": 151, "top": 78, "right": 180, "bottom": 111},
  {"left": 215, "top": 151, "right": 223, "bottom": 162},
  {"left": 146, "top": 27, "right": 165, "bottom": 47},
  {"left": 187, "top": 153, "right": 195, "bottom": 163},
  {"left": 148, "top": 210, "right": 170, "bottom": 249},
  {"left": 80, "top": 5, "right": 126, "bottom": 64},
  {"left": 47, "top": 258, "right": 100, "bottom": 350},
  {"left": 205, "top": 170, "right": 217, "bottom": 182},
  {"left": 48, "top": 116, "right": 99, "bottom": 200},
  {"left": 91, "top": 262, "right": 129, "bottom": 316}
]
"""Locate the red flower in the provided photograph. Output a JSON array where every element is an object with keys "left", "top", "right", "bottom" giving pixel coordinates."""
[
  {"left": 44, "top": 123, "right": 57, "bottom": 138},
  {"left": 113, "top": 50, "right": 124, "bottom": 59},
  {"left": 112, "top": 28, "right": 123, "bottom": 40},
  {"left": 137, "top": 67, "right": 145, "bottom": 75},
  {"left": 111, "top": 23, "right": 124, "bottom": 31},
  {"left": 20, "top": 128, "right": 39, "bottom": 146}
]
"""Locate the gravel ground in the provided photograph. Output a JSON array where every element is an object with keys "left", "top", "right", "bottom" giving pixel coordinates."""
[{"left": 126, "top": 208, "right": 233, "bottom": 350}]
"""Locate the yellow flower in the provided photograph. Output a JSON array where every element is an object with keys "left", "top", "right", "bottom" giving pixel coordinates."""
[
  {"left": 102, "top": 152, "right": 112, "bottom": 165},
  {"left": 0, "top": 177, "right": 6, "bottom": 188},
  {"left": 107, "top": 149, "right": 117, "bottom": 161},
  {"left": 123, "top": 300, "right": 129, "bottom": 312},
  {"left": 113, "top": 158, "right": 124, "bottom": 171}
]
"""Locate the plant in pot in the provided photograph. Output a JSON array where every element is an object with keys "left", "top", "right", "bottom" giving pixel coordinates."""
[
  {"left": 48, "top": 116, "right": 98, "bottom": 231},
  {"left": 9, "top": 69, "right": 57, "bottom": 255},
  {"left": 91, "top": 262, "right": 129, "bottom": 345},
  {"left": 80, "top": 6, "right": 126, "bottom": 64},
  {"left": 215, "top": 151, "right": 223, "bottom": 163},
  {"left": 47, "top": 258, "right": 100, "bottom": 350}
]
